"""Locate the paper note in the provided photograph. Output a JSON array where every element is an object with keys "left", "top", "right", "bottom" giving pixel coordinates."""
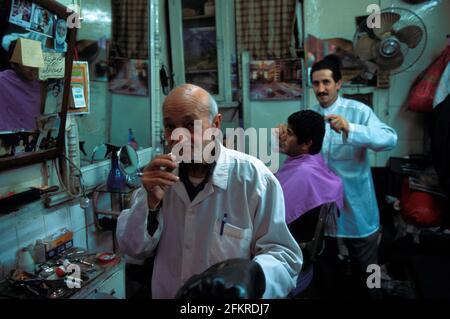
[{"left": 39, "top": 52, "right": 65, "bottom": 80}]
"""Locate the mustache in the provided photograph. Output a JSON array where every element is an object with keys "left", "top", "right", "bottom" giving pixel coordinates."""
[{"left": 317, "top": 93, "right": 328, "bottom": 97}]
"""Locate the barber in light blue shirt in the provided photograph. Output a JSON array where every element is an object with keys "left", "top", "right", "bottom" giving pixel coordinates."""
[{"left": 309, "top": 55, "right": 397, "bottom": 296}]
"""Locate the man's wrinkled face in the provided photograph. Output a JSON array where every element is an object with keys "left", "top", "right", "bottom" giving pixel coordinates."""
[
  {"left": 312, "top": 69, "right": 342, "bottom": 108},
  {"left": 163, "top": 98, "right": 221, "bottom": 163}
]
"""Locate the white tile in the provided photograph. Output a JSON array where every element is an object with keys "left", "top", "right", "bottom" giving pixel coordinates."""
[
  {"left": 0, "top": 224, "right": 18, "bottom": 268},
  {"left": 43, "top": 208, "right": 71, "bottom": 236},
  {"left": 16, "top": 214, "right": 46, "bottom": 248},
  {"left": 69, "top": 205, "right": 86, "bottom": 232},
  {"left": 73, "top": 229, "right": 87, "bottom": 250}
]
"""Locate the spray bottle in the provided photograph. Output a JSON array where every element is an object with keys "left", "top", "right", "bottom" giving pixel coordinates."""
[{"left": 105, "top": 144, "right": 126, "bottom": 191}]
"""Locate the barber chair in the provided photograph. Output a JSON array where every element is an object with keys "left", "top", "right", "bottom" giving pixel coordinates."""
[
  {"left": 289, "top": 202, "right": 337, "bottom": 297},
  {"left": 175, "top": 258, "right": 266, "bottom": 299}
]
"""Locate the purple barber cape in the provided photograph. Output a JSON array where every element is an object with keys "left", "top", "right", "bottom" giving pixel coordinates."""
[
  {"left": 275, "top": 154, "right": 344, "bottom": 224},
  {"left": 0, "top": 69, "right": 41, "bottom": 131}
]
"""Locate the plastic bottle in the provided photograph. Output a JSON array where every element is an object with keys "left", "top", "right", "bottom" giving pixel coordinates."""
[
  {"left": 17, "top": 247, "right": 35, "bottom": 273},
  {"left": 106, "top": 144, "right": 126, "bottom": 191},
  {"left": 34, "top": 239, "right": 47, "bottom": 264}
]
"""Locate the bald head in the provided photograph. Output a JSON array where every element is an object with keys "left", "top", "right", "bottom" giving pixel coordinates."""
[{"left": 163, "top": 84, "right": 218, "bottom": 122}]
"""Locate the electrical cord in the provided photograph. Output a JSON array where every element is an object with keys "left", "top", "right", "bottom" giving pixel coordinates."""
[
  {"left": 54, "top": 153, "right": 91, "bottom": 250},
  {"left": 53, "top": 153, "right": 88, "bottom": 200}
]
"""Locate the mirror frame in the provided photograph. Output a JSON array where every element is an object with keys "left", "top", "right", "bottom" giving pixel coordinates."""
[{"left": 0, "top": 0, "right": 77, "bottom": 171}]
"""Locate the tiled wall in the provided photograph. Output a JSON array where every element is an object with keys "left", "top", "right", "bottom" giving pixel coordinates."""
[
  {"left": 0, "top": 148, "right": 152, "bottom": 279},
  {"left": 0, "top": 199, "right": 113, "bottom": 278}
]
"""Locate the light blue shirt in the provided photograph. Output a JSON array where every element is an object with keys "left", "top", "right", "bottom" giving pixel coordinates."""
[{"left": 310, "top": 96, "right": 397, "bottom": 238}]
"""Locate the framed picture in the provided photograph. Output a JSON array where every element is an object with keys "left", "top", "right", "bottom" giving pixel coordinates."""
[
  {"left": 250, "top": 59, "right": 302, "bottom": 100},
  {"left": 54, "top": 18, "right": 67, "bottom": 52},
  {"left": 9, "top": 0, "right": 33, "bottom": 29},
  {"left": 69, "top": 61, "right": 90, "bottom": 114},
  {"left": 183, "top": 26, "right": 217, "bottom": 72},
  {"left": 28, "top": 4, "right": 54, "bottom": 38},
  {"left": 108, "top": 58, "right": 148, "bottom": 96}
]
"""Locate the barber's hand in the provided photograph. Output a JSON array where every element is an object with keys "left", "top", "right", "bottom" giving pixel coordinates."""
[
  {"left": 142, "top": 154, "right": 179, "bottom": 209},
  {"left": 325, "top": 114, "right": 350, "bottom": 137},
  {"left": 176, "top": 259, "right": 266, "bottom": 299}
]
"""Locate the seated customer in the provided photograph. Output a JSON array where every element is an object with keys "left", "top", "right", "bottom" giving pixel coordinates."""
[
  {"left": 275, "top": 110, "right": 344, "bottom": 295},
  {"left": 0, "top": 39, "right": 43, "bottom": 131}
]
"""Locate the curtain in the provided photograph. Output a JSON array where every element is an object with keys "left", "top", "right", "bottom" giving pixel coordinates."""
[
  {"left": 235, "top": 0, "right": 297, "bottom": 60},
  {"left": 111, "top": 0, "right": 148, "bottom": 59}
]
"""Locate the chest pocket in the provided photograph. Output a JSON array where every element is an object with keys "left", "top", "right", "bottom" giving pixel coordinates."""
[
  {"left": 329, "top": 134, "right": 354, "bottom": 161},
  {"left": 208, "top": 220, "right": 252, "bottom": 266}
]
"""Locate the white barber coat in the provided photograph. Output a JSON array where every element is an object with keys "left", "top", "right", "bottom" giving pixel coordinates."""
[{"left": 116, "top": 143, "right": 302, "bottom": 298}]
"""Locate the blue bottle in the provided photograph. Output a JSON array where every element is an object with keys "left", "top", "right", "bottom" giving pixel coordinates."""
[{"left": 105, "top": 144, "right": 126, "bottom": 191}]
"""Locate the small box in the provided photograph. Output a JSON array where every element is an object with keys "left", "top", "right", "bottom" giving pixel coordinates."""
[
  {"left": 46, "top": 240, "right": 74, "bottom": 259},
  {"left": 44, "top": 228, "right": 74, "bottom": 251}
]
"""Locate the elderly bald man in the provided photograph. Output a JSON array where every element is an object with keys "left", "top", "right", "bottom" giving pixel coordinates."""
[{"left": 116, "top": 84, "right": 302, "bottom": 299}]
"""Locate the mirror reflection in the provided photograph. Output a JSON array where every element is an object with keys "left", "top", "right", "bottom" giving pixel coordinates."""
[
  {"left": 73, "top": 0, "right": 152, "bottom": 167},
  {"left": 0, "top": 0, "right": 69, "bottom": 159},
  {"left": 119, "top": 144, "right": 141, "bottom": 188}
]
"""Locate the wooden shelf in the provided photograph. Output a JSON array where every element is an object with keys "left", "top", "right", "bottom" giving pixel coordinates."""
[
  {"left": 183, "top": 15, "right": 215, "bottom": 21},
  {"left": 185, "top": 69, "right": 218, "bottom": 74}
]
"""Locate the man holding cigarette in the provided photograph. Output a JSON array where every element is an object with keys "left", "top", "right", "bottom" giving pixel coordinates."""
[{"left": 117, "top": 84, "right": 302, "bottom": 299}]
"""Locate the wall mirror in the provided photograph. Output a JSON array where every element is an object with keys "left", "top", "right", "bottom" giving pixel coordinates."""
[
  {"left": 71, "top": 0, "right": 152, "bottom": 168},
  {"left": 0, "top": 0, "right": 76, "bottom": 171}
]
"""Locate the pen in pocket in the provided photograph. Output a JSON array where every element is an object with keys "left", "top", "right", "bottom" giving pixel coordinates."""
[{"left": 220, "top": 213, "right": 227, "bottom": 236}]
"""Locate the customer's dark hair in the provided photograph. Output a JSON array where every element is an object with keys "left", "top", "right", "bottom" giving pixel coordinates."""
[
  {"left": 310, "top": 54, "right": 342, "bottom": 83},
  {"left": 287, "top": 110, "right": 325, "bottom": 155}
]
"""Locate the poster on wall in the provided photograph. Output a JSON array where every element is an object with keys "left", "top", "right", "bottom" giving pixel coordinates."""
[
  {"left": 69, "top": 61, "right": 90, "bottom": 114},
  {"left": 54, "top": 19, "right": 68, "bottom": 52},
  {"left": 9, "top": 0, "right": 33, "bottom": 29},
  {"left": 108, "top": 58, "right": 148, "bottom": 96},
  {"left": 28, "top": 4, "right": 54, "bottom": 38},
  {"left": 250, "top": 59, "right": 302, "bottom": 101}
]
